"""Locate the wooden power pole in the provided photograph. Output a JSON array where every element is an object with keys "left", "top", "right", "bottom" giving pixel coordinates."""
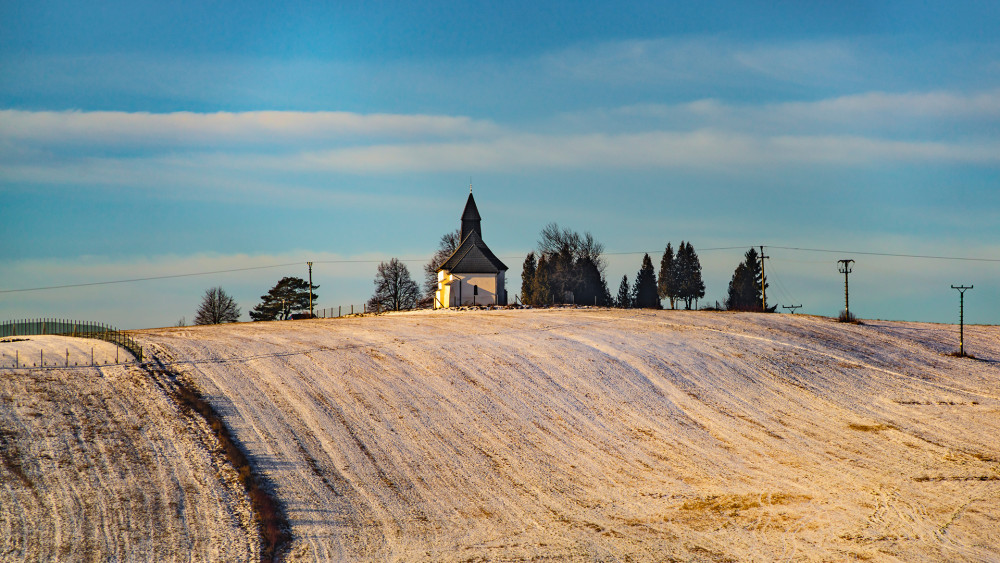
[
  {"left": 307, "top": 262, "right": 314, "bottom": 318},
  {"left": 759, "top": 246, "right": 769, "bottom": 312},
  {"left": 951, "top": 285, "right": 973, "bottom": 356},
  {"left": 838, "top": 259, "right": 855, "bottom": 316}
]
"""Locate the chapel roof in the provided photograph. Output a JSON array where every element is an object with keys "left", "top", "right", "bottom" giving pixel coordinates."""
[
  {"left": 461, "top": 192, "right": 481, "bottom": 223},
  {"left": 438, "top": 229, "right": 508, "bottom": 274}
]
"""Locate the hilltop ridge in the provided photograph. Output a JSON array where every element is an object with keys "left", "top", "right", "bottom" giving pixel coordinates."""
[{"left": 143, "top": 309, "right": 1000, "bottom": 561}]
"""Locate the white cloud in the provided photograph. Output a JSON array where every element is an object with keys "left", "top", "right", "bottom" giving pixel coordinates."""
[
  {"left": 580, "top": 89, "right": 1000, "bottom": 136},
  {"left": 3, "top": 89, "right": 998, "bottom": 196},
  {"left": 0, "top": 109, "right": 502, "bottom": 149},
  {"left": 3, "top": 129, "right": 998, "bottom": 192},
  {"left": 274, "top": 131, "right": 1000, "bottom": 173}
]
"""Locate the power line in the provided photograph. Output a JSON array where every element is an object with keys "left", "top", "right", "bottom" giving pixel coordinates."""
[
  {"left": 0, "top": 262, "right": 304, "bottom": 294},
  {"left": 769, "top": 246, "right": 1000, "bottom": 262},
  {"left": 3, "top": 244, "right": 994, "bottom": 295}
]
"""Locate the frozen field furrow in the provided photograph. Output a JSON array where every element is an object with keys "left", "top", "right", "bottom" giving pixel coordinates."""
[
  {"left": 0, "top": 336, "right": 257, "bottom": 562},
  {"left": 135, "top": 309, "right": 999, "bottom": 562}
]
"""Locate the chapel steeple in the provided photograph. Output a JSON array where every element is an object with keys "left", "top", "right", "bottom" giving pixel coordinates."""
[
  {"left": 435, "top": 187, "right": 508, "bottom": 308},
  {"left": 460, "top": 189, "right": 482, "bottom": 243}
]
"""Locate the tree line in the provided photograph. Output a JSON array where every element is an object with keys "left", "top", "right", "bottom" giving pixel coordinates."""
[
  {"left": 520, "top": 223, "right": 612, "bottom": 306},
  {"left": 189, "top": 231, "right": 776, "bottom": 325},
  {"left": 519, "top": 230, "right": 772, "bottom": 312}
]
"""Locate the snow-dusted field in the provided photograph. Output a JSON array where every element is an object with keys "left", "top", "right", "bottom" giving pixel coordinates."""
[
  {"left": 130, "top": 309, "right": 999, "bottom": 562},
  {"left": 0, "top": 336, "right": 257, "bottom": 562}
]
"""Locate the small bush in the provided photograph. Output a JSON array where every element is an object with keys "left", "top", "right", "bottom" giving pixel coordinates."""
[{"left": 838, "top": 310, "right": 862, "bottom": 324}]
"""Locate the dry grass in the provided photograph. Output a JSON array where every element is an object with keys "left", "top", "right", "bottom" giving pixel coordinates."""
[
  {"left": 847, "top": 423, "right": 892, "bottom": 432},
  {"left": 680, "top": 492, "right": 810, "bottom": 512}
]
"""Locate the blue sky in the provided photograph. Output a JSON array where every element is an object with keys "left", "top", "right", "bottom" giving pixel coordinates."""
[{"left": 2, "top": 1, "right": 998, "bottom": 329}]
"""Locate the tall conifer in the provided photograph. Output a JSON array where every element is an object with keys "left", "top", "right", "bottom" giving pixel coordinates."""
[
  {"left": 530, "top": 255, "right": 552, "bottom": 306},
  {"left": 679, "top": 242, "right": 705, "bottom": 309},
  {"left": 658, "top": 243, "right": 676, "bottom": 309},
  {"left": 725, "top": 247, "right": 769, "bottom": 311},
  {"left": 632, "top": 253, "right": 660, "bottom": 309},
  {"left": 521, "top": 252, "right": 536, "bottom": 305},
  {"left": 616, "top": 275, "right": 631, "bottom": 308}
]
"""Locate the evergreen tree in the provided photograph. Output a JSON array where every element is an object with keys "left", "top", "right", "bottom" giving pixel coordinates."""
[
  {"left": 676, "top": 242, "right": 706, "bottom": 309},
  {"left": 250, "top": 277, "right": 318, "bottom": 321},
  {"left": 658, "top": 243, "right": 677, "bottom": 309},
  {"left": 726, "top": 248, "right": 771, "bottom": 311},
  {"left": 575, "top": 255, "right": 611, "bottom": 306},
  {"left": 632, "top": 253, "right": 660, "bottom": 309},
  {"left": 529, "top": 255, "right": 552, "bottom": 306},
  {"left": 521, "top": 252, "right": 536, "bottom": 305},
  {"left": 528, "top": 223, "right": 609, "bottom": 305},
  {"left": 616, "top": 275, "right": 631, "bottom": 308}
]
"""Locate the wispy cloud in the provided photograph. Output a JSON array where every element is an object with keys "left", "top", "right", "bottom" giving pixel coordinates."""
[
  {"left": 0, "top": 109, "right": 502, "bottom": 150},
  {"left": 540, "top": 37, "right": 872, "bottom": 89},
  {"left": 280, "top": 131, "right": 1000, "bottom": 173},
  {"left": 3, "top": 90, "right": 998, "bottom": 200},
  {"left": 558, "top": 89, "right": 1000, "bottom": 137}
]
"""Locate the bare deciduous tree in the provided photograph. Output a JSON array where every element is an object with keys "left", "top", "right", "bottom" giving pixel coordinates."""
[
  {"left": 195, "top": 287, "right": 242, "bottom": 325},
  {"left": 369, "top": 258, "right": 420, "bottom": 312}
]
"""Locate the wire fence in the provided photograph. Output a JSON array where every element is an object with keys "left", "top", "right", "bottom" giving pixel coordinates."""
[
  {"left": 312, "top": 303, "right": 398, "bottom": 317},
  {"left": 0, "top": 318, "right": 143, "bottom": 362}
]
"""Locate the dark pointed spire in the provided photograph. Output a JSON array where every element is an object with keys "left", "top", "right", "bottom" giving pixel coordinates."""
[{"left": 460, "top": 191, "right": 481, "bottom": 242}]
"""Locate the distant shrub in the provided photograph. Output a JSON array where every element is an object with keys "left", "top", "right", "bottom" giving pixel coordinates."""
[{"left": 838, "top": 310, "right": 862, "bottom": 324}]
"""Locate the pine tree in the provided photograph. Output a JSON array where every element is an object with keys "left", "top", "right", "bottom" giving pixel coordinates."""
[
  {"left": 521, "top": 252, "right": 536, "bottom": 305},
  {"left": 677, "top": 242, "right": 705, "bottom": 309},
  {"left": 529, "top": 255, "right": 552, "bottom": 306},
  {"left": 527, "top": 223, "right": 609, "bottom": 306},
  {"left": 658, "top": 243, "right": 676, "bottom": 309},
  {"left": 616, "top": 275, "right": 631, "bottom": 308},
  {"left": 249, "top": 277, "right": 319, "bottom": 321},
  {"left": 726, "top": 248, "right": 769, "bottom": 311},
  {"left": 632, "top": 253, "right": 660, "bottom": 309},
  {"left": 574, "top": 255, "right": 611, "bottom": 306}
]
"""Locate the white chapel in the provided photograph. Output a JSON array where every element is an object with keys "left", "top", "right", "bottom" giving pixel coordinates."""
[{"left": 434, "top": 191, "right": 508, "bottom": 308}]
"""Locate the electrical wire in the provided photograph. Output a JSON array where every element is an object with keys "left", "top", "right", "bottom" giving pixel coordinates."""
[
  {"left": 767, "top": 246, "right": 1000, "bottom": 262},
  {"left": 2, "top": 245, "right": 994, "bottom": 294},
  {"left": 765, "top": 260, "right": 798, "bottom": 307}
]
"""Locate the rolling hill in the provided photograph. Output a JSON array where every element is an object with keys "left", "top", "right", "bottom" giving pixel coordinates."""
[{"left": 3, "top": 309, "right": 998, "bottom": 561}]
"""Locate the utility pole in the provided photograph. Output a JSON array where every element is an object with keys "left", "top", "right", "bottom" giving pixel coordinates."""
[
  {"left": 782, "top": 305, "right": 802, "bottom": 314},
  {"left": 951, "top": 285, "right": 973, "bottom": 356},
  {"left": 307, "top": 262, "right": 314, "bottom": 318},
  {"left": 838, "top": 259, "right": 855, "bottom": 316},
  {"left": 759, "top": 246, "right": 769, "bottom": 312}
]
